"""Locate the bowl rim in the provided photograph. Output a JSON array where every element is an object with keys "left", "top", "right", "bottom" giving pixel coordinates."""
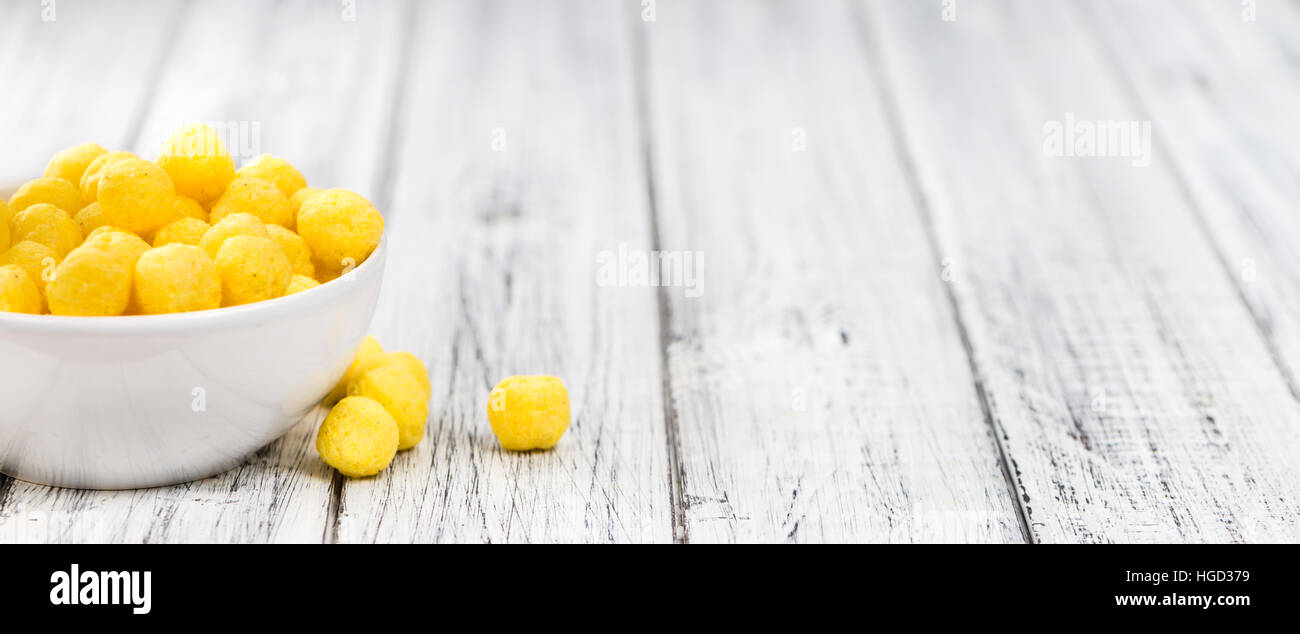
[{"left": 0, "top": 236, "right": 387, "bottom": 334}]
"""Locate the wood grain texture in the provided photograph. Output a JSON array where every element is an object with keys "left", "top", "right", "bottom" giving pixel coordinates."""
[
  {"left": 1085, "top": 0, "right": 1300, "bottom": 396},
  {"left": 866, "top": 0, "right": 1300, "bottom": 542},
  {"left": 0, "top": 0, "right": 410, "bottom": 543},
  {"left": 0, "top": 0, "right": 187, "bottom": 179},
  {"left": 642, "top": 0, "right": 1025, "bottom": 543},
  {"left": 333, "top": 0, "right": 674, "bottom": 543}
]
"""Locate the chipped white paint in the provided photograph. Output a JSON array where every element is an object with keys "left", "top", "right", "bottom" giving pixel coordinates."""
[
  {"left": 3, "top": 0, "right": 1300, "bottom": 543},
  {"left": 866, "top": 0, "right": 1300, "bottom": 542},
  {"left": 643, "top": 0, "right": 1024, "bottom": 543}
]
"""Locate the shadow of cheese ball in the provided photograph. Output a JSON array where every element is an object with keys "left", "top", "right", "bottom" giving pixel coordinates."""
[
  {"left": 316, "top": 396, "right": 399, "bottom": 478},
  {"left": 0, "top": 264, "right": 41, "bottom": 314},
  {"left": 349, "top": 365, "right": 429, "bottom": 450},
  {"left": 214, "top": 235, "right": 291, "bottom": 306},
  {"left": 97, "top": 158, "right": 177, "bottom": 235},
  {"left": 133, "top": 244, "right": 221, "bottom": 314},
  {"left": 297, "top": 189, "right": 383, "bottom": 275},
  {"left": 157, "top": 123, "right": 236, "bottom": 205},
  {"left": 487, "top": 375, "right": 571, "bottom": 451}
]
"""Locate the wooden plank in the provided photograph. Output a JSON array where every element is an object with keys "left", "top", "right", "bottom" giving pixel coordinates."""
[
  {"left": 866, "top": 0, "right": 1300, "bottom": 542},
  {"left": 1085, "top": 0, "right": 1300, "bottom": 396},
  {"left": 0, "top": 0, "right": 185, "bottom": 179},
  {"left": 334, "top": 0, "right": 673, "bottom": 543},
  {"left": 643, "top": 0, "right": 1025, "bottom": 543},
  {"left": 0, "top": 0, "right": 411, "bottom": 543}
]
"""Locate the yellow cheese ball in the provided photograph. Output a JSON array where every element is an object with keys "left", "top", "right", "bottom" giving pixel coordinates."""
[
  {"left": 288, "top": 186, "right": 322, "bottom": 218},
  {"left": 98, "top": 158, "right": 177, "bottom": 235},
  {"left": 265, "top": 224, "right": 315, "bottom": 277},
  {"left": 199, "top": 212, "right": 270, "bottom": 260},
  {"left": 153, "top": 217, "right": 211, "bottom": 247},
  {"left": 296, "top": 189, "right": 383, "bottom": 274},
  {"left": 9, "top": 176, "right": 82, "bottom": 215},
  {"left": 326, "top": 335, "right": 386, "bottom": 405},
  {"left": 45, "top": 143, "right": 108, "bottom": 186},
  {"left": 73, "top": 202, "right": 107, "bottom": 236},
  {"left": 173, "top": 196, "right": 208, "bottom": 222},
  {"left": 284, "top": 274, "right": 320, "bottom": 295},
  {"left": 83, "top": 227, "right": 150, "bottom": 266},
  {"left": 214, "top": 235, "right": 291, "bottom": 306},
  {"left": 210, "top": 175, "right": 293, "bottom": 229},
  {"left": 0, "top": 214, "right": 7, "bottom": 253},
  {"left": 349, "top": 365, "right": 429, "bottom": 450},
  {"left": 0, "top": 241, "right": 58, "bottom": 308},
  {"left": 384, "top": 351, "right": 431, "bottom": 401},
  {"left": 80, "top": 151, "right": 138, "bottom": 202},
  {"left": 316, "top": 396, "right": 399, "bottom": 478},
  {"left": 12, "top": 203, "right": 83, "bottom": 259},
  {"left": 0, "top": 264, "right": 41, "bottom": 314},
  {"left": 133, "top": 244, "right": 221, "bottom": 314},
  {"left": 46, "top": 243, "right": 133, "bottom": 316},
  {"left": 237, "top": 155, "right": 307, "bottom": 198},
  {"left": 0, "top": 198, "right": 10, "bottom": 231},
  {"left": 486, "top": 375, "right": 571, "bottom": 451},
  {"left": 157, "top": 123, "right": 237, "bottom": 204}
]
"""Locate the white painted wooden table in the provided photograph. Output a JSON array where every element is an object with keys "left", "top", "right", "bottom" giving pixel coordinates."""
[{"left": 1, "top": 0, "right": 1298, "bottom": 543}]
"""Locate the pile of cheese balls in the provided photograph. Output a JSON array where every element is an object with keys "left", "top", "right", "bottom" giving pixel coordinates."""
[
  {"left": 0, "top": 124, "right": 573, "bottom": 478},
  {"left": 320, "top": 336, "right": 572, "bottom": 477},
  {"left": 0, "top": 123, "right": 383, "bottom": 315}
]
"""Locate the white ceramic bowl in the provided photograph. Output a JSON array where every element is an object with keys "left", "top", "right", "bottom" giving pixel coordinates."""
[{"left": 0, "top": 183, "right": 386, "bottom": 489}]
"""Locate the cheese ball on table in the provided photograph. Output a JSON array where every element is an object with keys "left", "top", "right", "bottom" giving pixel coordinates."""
[
  {"left": 45, "top": 143, "right": 107, "bottom": 186},
  {"left": 284, "top": 274, "right": 320, "bottom": 295},
  {"left": 0, "top": 264, "right": 41, "bottom": 314},
  {"left": 214, "top": 235, "right": 291, "bottom": 306},
  {"left": 0, "top": 215, "right": 8, "bottom": 253},
  {"left": 8, "top": 176, "right": 82, "bottom": 215},
  {"left": 487, "top": 375, "right": 571, "bottom": 451},
  {"left": 133, "top": 244, "right": 221, "bottom": 314},
  {"left": 349, "top": 365, "right": 429, "bottom": 450},
  {"left": 80, "top": 151, "right": 138, "bottom": 202},
  {"left": 296, "top": 189, "right": 383, "bottom": 275},
  {"left": 327, "top": 335, "right": 386, "bottom": 405},
  {"left": 210, "top": 175, "right": 293, "bottom": 229},
  {"left": 316, "top": 396, "right": 399, "bottom": 478},
  {"left": 153, "top": 217, "right": 211, "bottom": 247},
  {"left": 97, "top": 158, "right": 177, "bottom": 235},
  {"left": 46, "top": 243, "right": 133, "bottom": 316},
  {"left": 199, "top": 212, "right": 270, "bottom": 260},
  {"left": 237, "top": 155, "right": 307, "bottom": 199},
  {"left": 157, "top": 123, "right": 236, "bottom": 205},
  {"left": 11, "top": 204, "right": 82, "bottom": 259},
  {"left": 384, "top": 351, "right": 431, "bottom": 401}
]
